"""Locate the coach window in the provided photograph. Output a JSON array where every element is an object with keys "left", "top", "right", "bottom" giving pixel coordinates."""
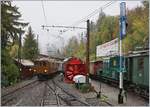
[
  {"left": 138, "top": 57, "right": 144, "bottom": 71},
  {"left": 43, "top": 62, "right": 46, "bottom": 66},
  {"left": 40, "top": 62, "right": 43, "bottom": 66},
  {"left": 37, "top": 62, "right": 39, "bottom": 66}
]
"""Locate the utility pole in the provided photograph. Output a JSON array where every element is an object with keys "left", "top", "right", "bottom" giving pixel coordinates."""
[
  {"left": 95, "top": 37, "right": 97, "bottom": 61},
  {"left": 118, "top": 2, "right": 127, "bottom": 104},
  {"left": 37, "top": 34, "right": 39, "bottom": 57},
  {"left": 18, "top": 31, "right": 22, "bottom": 64},
  {"left": 86, "top": 20, "right": 90, "bottom": 83},
  {"left": 18, "top": 29, "right": 22, "bottom": 80},
  {"left": 37, "top": 34, "right": 39, "bottom": 49}
]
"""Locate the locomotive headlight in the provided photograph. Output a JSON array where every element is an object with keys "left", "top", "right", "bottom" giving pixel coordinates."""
[{"left": 44, "top": 69, "right": 47, "bottom": 72}]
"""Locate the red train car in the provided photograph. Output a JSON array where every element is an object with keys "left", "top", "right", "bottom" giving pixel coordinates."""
[
  {"left": 89, "top": 60, "right": 103, "bottom": 78},
  {"left": 63, "top": 57, "right": 87, "bottom": 83},
  {"left": 14, "top": 59, "right": 34, "bottom": 79}
]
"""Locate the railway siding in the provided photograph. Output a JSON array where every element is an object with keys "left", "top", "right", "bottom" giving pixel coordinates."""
[
  {"left": 1, "top": 78, "right": 42, "bottom": 106},
  {"left": 54, "top": 74, "right": 113, "bottom": 106},
  {"left": 1, "top": 74, "right": 148, "bottom": 106},
  {"left": 43, "top": 79, "right": 90, "bottom": 106},
  {"left": 2, "top": 77, "right": 38, "bottom": 97}
]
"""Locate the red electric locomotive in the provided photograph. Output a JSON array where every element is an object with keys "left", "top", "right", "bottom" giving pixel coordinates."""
[{"left": 63, "top": 57, "right": 87, "bottom": 83}]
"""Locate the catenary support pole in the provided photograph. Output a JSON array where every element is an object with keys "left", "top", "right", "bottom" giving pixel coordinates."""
[
  {"left": 18, "top": 30, "right": 22, "bottom": 80},
  {"left": 37, "top": 34, "right": 39, "bottom": 56},
  {"left": 86, "top": 20, "right": 90, "bottom": 83}
]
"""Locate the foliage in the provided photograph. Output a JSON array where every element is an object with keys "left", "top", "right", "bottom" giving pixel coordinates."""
[
  {"left": 63, "top": 1, "right": 149, "bottom": 60},
  {"left": 1, "top": 1, "right": 28, "bottom": 87},
  {"left": 122, "top": 1, "right": 149, "bottom": 53},
  {"left": 79, "top": 83, "right": 93, "bottom": 93},
  {"left": 23, "top": 26, "right": 39, "bottom": 60},
  {"left": 9, "top": 44, "right": 19, "bottom": 58},
  {"left": 1, "top": 1, "right": 28, "bottom": 48},
  {"left": 1, "top": 49, "right": 19, "bottom": 87},
  {"left": 63, "top": 36, "right": 79, "bottom": 57}
]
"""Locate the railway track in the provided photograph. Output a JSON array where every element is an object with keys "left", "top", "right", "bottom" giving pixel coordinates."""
[
  {"left": 1, "top": 79, "right": 41, "bottom": 106},
  {"left": 2, "top": 78, "right": 38, "bottom": 97},
  {"left": 40, "top": 80, "right": 61, "bottom": 106},
  {"left": 41, "top": 79, "right": 90, "bottom": 106}
]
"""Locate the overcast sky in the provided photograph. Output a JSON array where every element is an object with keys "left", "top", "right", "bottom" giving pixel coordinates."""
[{"left": 13, "top": 1, "right": 142, "bottom": 55}]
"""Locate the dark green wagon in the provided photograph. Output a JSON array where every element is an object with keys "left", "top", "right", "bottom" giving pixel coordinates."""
[
  {"left": 90, "top": 49, "right": 149, "bottom": 99},
  {"left": 102, "top": 56, "right": 127, "bottom": 81},
  {"left": 127, "top": 50, "right": 149, "bottom": 89}
]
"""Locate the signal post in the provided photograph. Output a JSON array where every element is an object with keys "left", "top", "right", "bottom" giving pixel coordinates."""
[
  {"left": 86, "top": 20, "right": 90, "bottom": 83},
  {"left": 118, "top": 2, "right": 127, "bottom": 104}
]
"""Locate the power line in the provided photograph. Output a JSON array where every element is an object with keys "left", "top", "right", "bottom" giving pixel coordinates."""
[
  {"left": 42, "top": 1, "right": 116, "bottom": 34},
  {"left": 72, "top": 1, "right": 116, "bottom": 26},
  {"left": 41, "top": 0, "right": 47, "bottom": 25},
  {"left": 61, "top": 1, "right": 116, "bottom": 34},
  {"left": 42, "top": 25, "right": 86, "bottom": 29}
]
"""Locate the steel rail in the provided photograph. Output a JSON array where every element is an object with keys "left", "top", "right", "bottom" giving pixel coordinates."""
[
  {"left": 2, "top": 80, "right": 41, "bottom": 106},
  {"left": 41, "top": 81, "right": 61, "bottom": 106},
  {"left": 52, "top": 80, "right": 90, "bottom": 106},
  {"left": 2, "top": 79, "right": 39, "bottom": 97},
  {"left": 40, "top": 82, "right": 47, "bottom": 106}
]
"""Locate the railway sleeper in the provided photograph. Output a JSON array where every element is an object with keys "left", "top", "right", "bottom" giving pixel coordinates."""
[{"left": 2, "top": 96, "right": 16, "bottom": 106}]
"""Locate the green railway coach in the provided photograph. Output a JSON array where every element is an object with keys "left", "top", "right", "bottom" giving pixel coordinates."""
[
  {"left": 102, "top": 56, "right": 128, "bottom": 81},
  {"left": 89, "top": 49, "right": 149, "bottom": 98},
  {"left": 127, "top": 50, "right": 149, "bottom": 89}
]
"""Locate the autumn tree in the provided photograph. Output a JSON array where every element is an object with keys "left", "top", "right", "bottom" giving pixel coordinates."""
[
  {"left": 122, "top": 1, "right": 149, "bottom": 53},
  {"left": 63, "top": 1, "right": 149, "bottom": 60}
]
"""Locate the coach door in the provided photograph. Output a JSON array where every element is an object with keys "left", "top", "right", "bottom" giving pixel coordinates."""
[{"left": 136, "top": 57, "right": 144, "bottom": 85}]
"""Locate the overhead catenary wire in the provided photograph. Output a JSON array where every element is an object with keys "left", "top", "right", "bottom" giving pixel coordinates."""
[
  {"left": 72, "top": 1, "right": 116, "bottom": 26},
  {"left": 42, "top": 1, "right": 117, "bottom": 34},
  {"left": 42, "top": 25, "right": 86, "bottom": 29},
  {"left": 41, "top": 0, "right": 48, "bottom": 25},
  {"left": 60, "top": 1, "right": 117, "bottom": 34}
]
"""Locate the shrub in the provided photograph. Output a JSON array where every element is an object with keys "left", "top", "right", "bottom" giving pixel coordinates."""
[
  {"left": 1, "top": 49, "right": 19, "bottom": 87},
  {"left": 80, "top": 83, "right": 93, "bottom": 93}
]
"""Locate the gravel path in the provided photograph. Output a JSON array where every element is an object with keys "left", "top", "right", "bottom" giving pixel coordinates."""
[{"left": 91, "top": 79, "right": 149, "bottom": 106}]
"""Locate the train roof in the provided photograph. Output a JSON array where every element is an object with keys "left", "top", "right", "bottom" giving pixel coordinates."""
[
  {"left": 35, "top": 57, "right": 57, "bottom": 61},
  {"left": 14, "top": 59, "right": 34, "bottom": 66},
  {"left": 96, "top": 50, "right": 149, "bottom": 59},
  {"left": 127, "top": 49, "right": 149, "bottom": 57},
  {"left": 90, "top": 60, "right": 103, "bottom": 63},
  {"left": 38, "top": 54, "right": 65, "bottom": 61},
  {"left": 34, "top": 57, "right": 63, "bottom": 63},
  {"left": 63, "top": 57, "right": 72, "bottom": 62}
]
